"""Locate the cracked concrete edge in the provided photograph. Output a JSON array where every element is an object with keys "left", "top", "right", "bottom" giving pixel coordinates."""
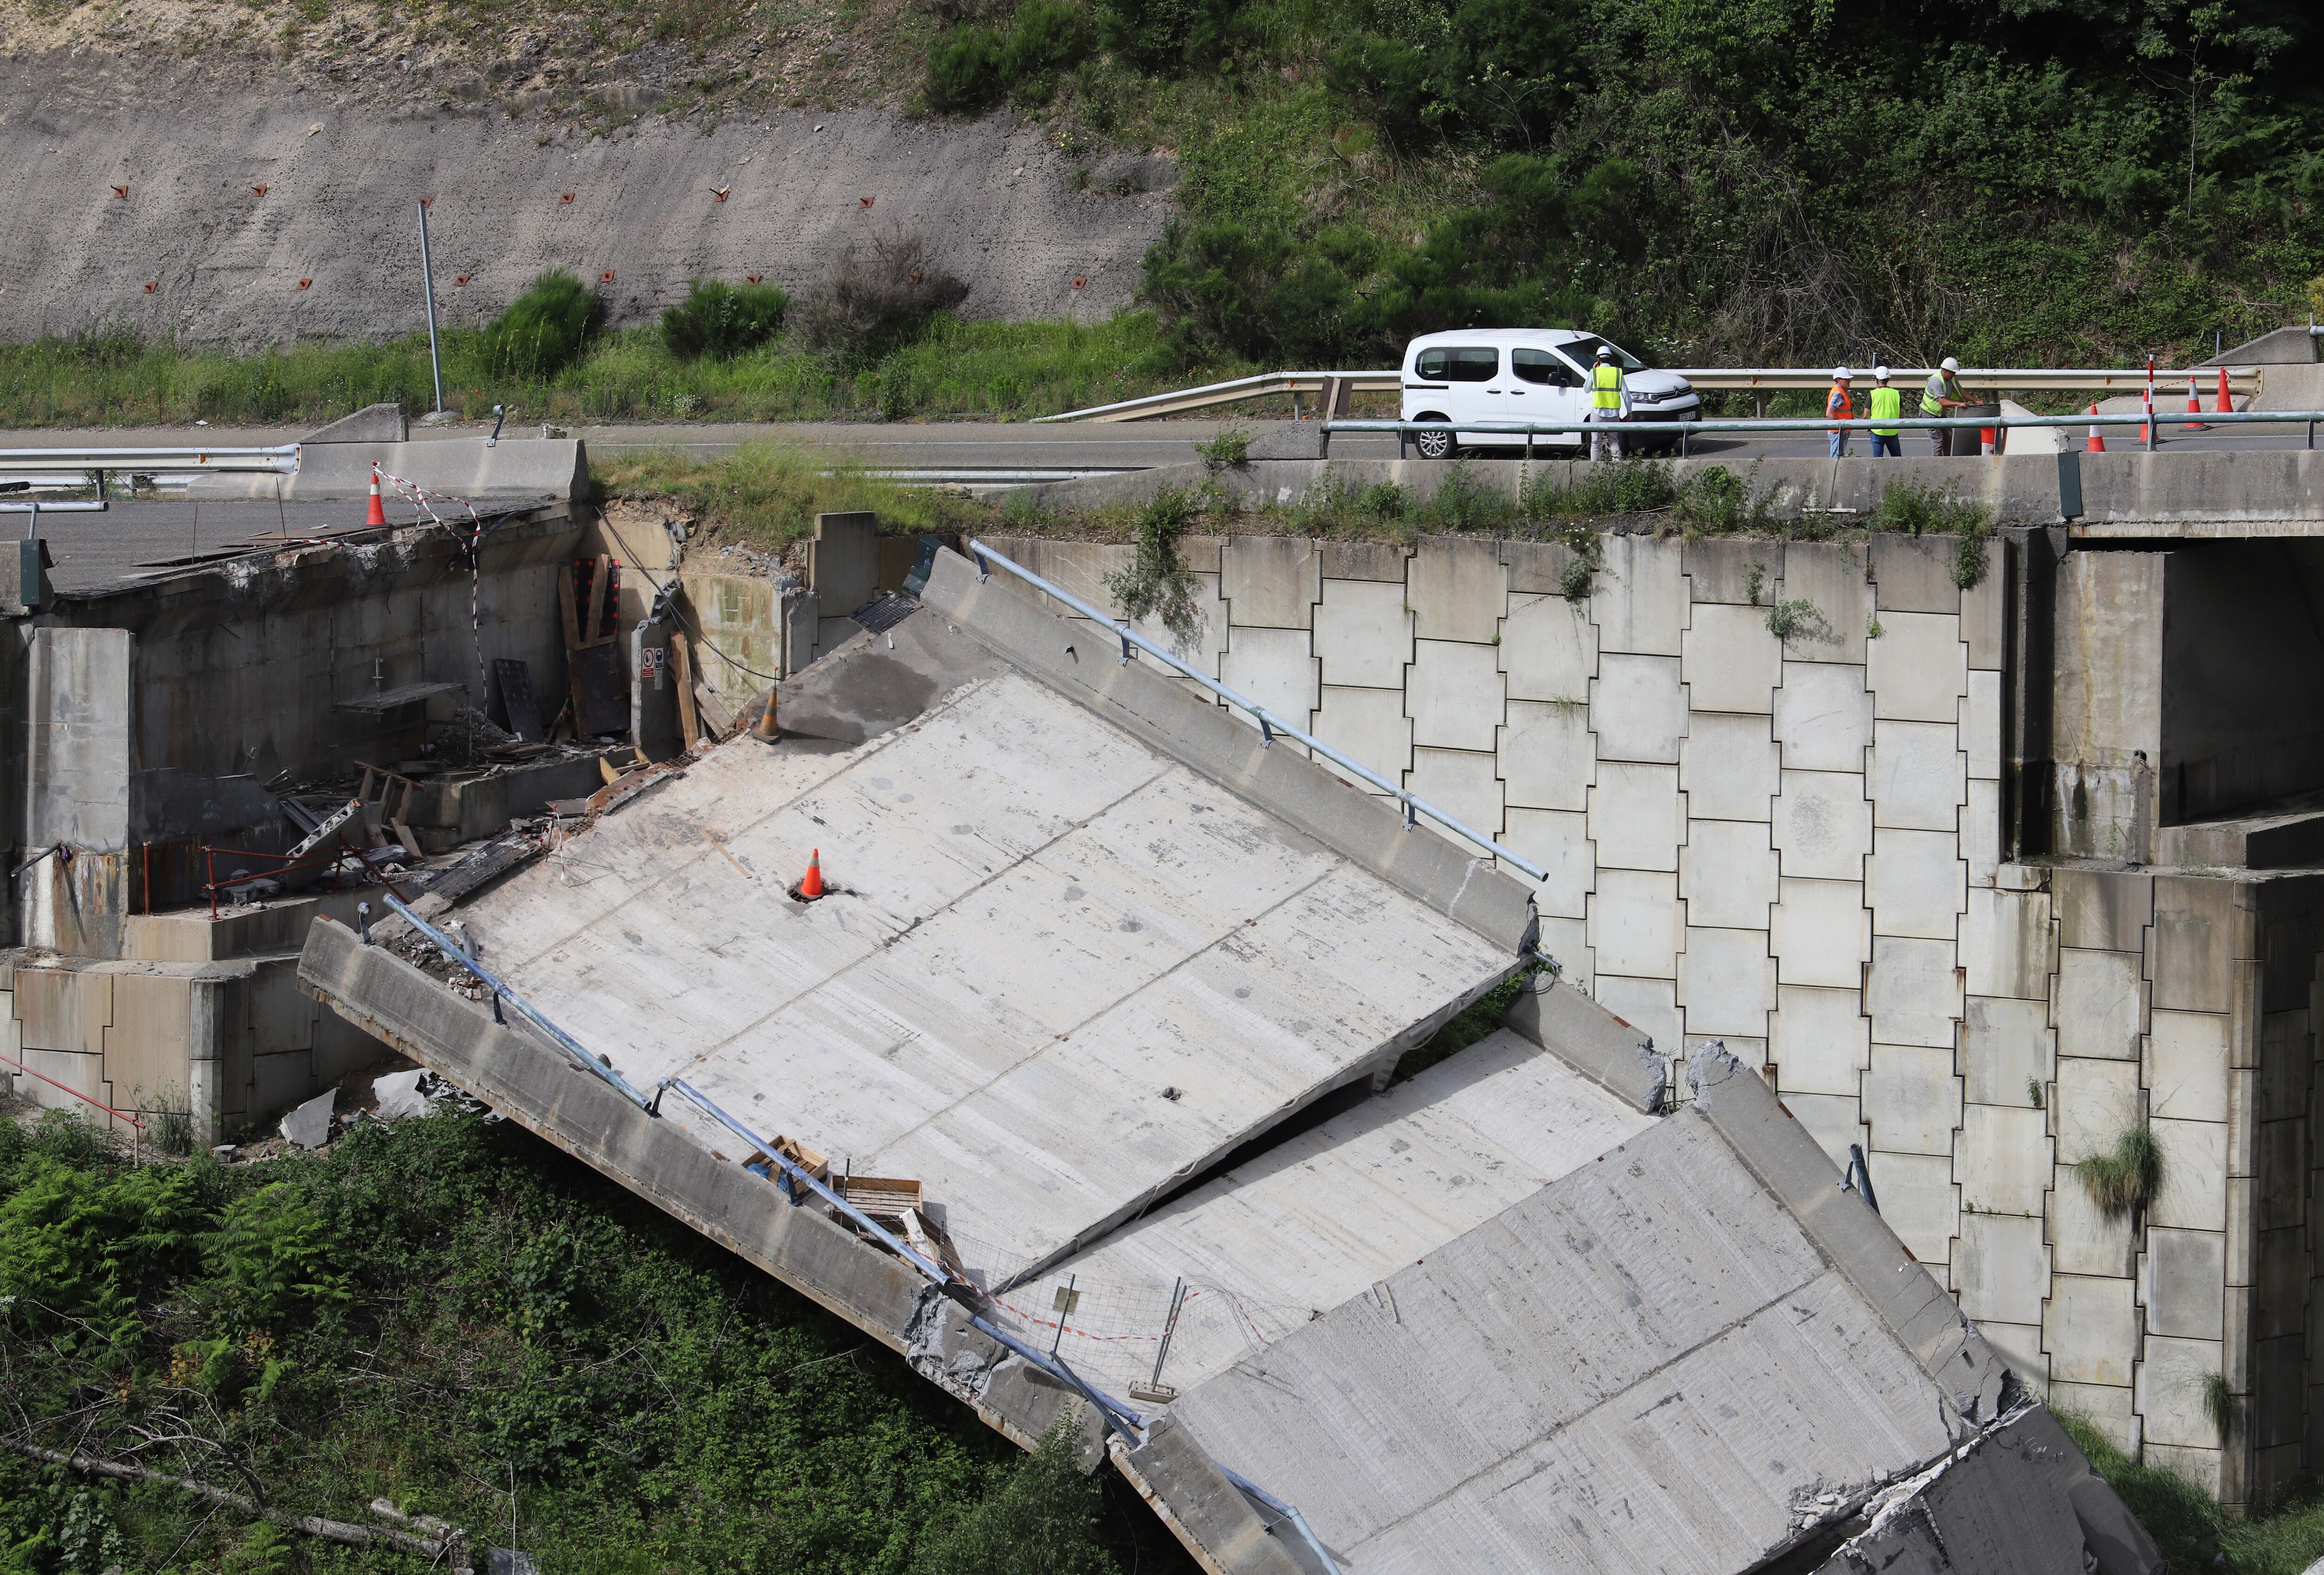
[
  {"left": 1685, "top": 1044, "right": 2013, "bottom": 1423},
  {"left": 1502, "top": 976, "right": 1669, "bottom": 1113},
  {"left": 1115, "top": 1421, "right": 1312, "bottom": 1575},
  {"left": 296, "top": 916, "right": 1093, "bottom": 1455},
  {"left": 918, "top": 544, "right": 1539, "bottom": 954}
]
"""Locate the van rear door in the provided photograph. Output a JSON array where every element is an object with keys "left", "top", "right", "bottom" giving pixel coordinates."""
[{"left": 1410, "top": 346, "right": 1499, "bottom": 442}]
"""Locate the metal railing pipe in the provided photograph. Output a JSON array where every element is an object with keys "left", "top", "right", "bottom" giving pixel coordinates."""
[
  {"left": 1327, "top": 411, "right": 2324, "bottom": 437},
  {"left": 0, "top": 445, "right": 300, "bottom": 474},
  {"left": 963, "top": 538, "right": 1549, "bottom": 883},
  {"left": 381, "top": 892, "right": 656, "bottom": 1112},
  {"left": 1215, "top": 1464, "right": 1348, "bottom": 1575}
]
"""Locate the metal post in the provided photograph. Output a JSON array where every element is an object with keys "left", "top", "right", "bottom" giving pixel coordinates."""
[
  {"left": 2145, "top": 353, "right": 2156, "bottom": 452},
  {"left": 418, "top": 200, "right": 446, "bottom": 418},
  {"left": 1148, "top": 1277, "right": 1187, "bottom": 1392},
  {"left": 1050, "top": 1274, "right": 1076, "bottom": 1359}
]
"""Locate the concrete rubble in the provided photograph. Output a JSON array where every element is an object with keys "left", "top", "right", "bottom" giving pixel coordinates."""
[{"left": 298, "top": 542, "right": 2163, "bottom": 1575}]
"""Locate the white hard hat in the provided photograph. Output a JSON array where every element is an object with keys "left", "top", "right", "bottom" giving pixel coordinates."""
[
  {"left": 1595, "top": 344, "right": 1613, "bottom": 359},
  {"left": 1834, "top": 365, "right": 1853, "bottom": 380},
  {"left": 1941, "top": 356, "right": 1961, "bottom": 372},
  {"left": 1874, "top": 364, "right": 1891, "bottom": 380}
]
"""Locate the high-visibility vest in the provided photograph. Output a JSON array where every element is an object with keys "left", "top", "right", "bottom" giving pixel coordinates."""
[
  {"left": 1921, "top": 372, "right": 1957, "bottom": 416},
  {"left": 1827, "top": 384, "right": 1854, "bottom": 429},
  {"left": 1591, "top": 363, "right": 1623, "bottom": 410},
  {"left": 1869, "top": 385, "right": 1902, "bottom": 436}
]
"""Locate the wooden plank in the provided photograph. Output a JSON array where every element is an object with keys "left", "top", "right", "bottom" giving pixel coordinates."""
[
  {"left": 570, "top": 642, "right": 628, "bottom": 736},
  {"left": 557, "top": 561, "right": 581, "bottom": 653},
  {"left": 391, "top": 819, "right": 423, "bottom": 859},
  {"left": 693, "top": 681, "right": 734, "bottom": 737},
  {"left": 495, "top": 658, "right": 544, "bottom": 743},
  {"left": 584, "top": 552, "right": 612, "bottom": 647},
  {"left": 669, "top": 634, "right": 700, "bottom": 752}
]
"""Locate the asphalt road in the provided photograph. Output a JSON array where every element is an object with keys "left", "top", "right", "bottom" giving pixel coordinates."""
[{"left": 6, "top": 413, "right": 2318, "bottom": 478}]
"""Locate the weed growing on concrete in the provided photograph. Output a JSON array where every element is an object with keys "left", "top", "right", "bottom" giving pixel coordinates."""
[
  {"left": 143, "top": 1089, "right": 197, "bottom": 1157},
  {"left": 1418, "top": 460, "right": 1513, "bottom": 534},
  {"left": 596, "top": 438, "right": 982, "bottom": 551},
  {"left": 1763, "top": 598, "right": 1820, "bottom": 642},
  {"left": 1869, "top": 477, "right": 1993, "bottom": 541},
  {"left": 1523, "top": 457, "right": 1675, "bottom": 520},
  {"left": 2027, "top": 1078, "right": 2044, "bottom": 1110},
  {"left": 1867, "top": 616, "right": 1883, "bottom": 640},
  {"left": 2076, "top": 1122, "right": 2165, "bottom": 1223},
  {"left": 1103, "top": 487, "right": 1207, "bottom": 649},
  {"left": 2204, "top": 1372, "right": 2238, "bottom": 1441},
  {"left": 1743, "top": 562, "right": 1765, "bottom": 607},
  {"left": 1550, "top": 520, "right": 1604, "bottom": 602},
  {"left": 1951, "top": 530, "right": 1992, "bottom": 590},
  {"left": 2058, "top": 1410, "right": 2324, "bottom": 1572},
  {"left": 1670, "top": 463, "right": 1786, "bottom": 536},
  {"left": 1194, "top": 426, "right": 1251, "bottom": 470}
]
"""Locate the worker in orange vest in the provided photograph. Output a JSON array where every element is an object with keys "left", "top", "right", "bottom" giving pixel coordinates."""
[{"left": 1826, "top": 367, "right": 1856, "bottom": 458}]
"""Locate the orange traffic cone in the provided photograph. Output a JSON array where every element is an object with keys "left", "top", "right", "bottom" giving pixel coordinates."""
[
  {"left": 365, "top": 463, "right": 387, "bottom": 527},
  {"left": 800, "top": 849, "right": 824, "bottom": 899},
  {"left": 2184, "top": 377, "right": 2205, "bottom": 430},
  {"left": 2086, "top": 403, "right": 2106, "bottom": 453},
  {"left": 2215, "top": 365, "right": 2233, "bottom": 415}
]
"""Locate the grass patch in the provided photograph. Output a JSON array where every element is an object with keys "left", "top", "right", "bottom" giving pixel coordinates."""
[
  {"left": 0, "top": 314, "right": 1241, "bottom": 430},
  {"left": 595, "top": 439, "right": 990, "bottom": 553},
  {"left": 2058, "top": 1411, "right": 2324, "bottom": 1575}
]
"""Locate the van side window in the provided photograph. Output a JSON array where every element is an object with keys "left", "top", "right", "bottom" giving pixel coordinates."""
[
  {"left": 1512, "top": 350, "right": 1582, "bottom": 387},
  {"left": 1415, "top": 348, "right": 1498, "bottom": 382}
]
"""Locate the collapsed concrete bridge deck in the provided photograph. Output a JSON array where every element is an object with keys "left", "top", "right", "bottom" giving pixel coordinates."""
[{"left": 297, "top": 543, "right": 2162, "bottom": 1575}]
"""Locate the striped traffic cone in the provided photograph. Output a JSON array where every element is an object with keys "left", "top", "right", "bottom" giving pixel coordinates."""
[
  {"left": 365, "top": 463, "right": 387, "bottom": 527},
  {"left": 2086, "top": 403, "right": 2106, "bottom": 453},
  {"left": 800, "top": 849, "right": 824, "bottom": 899},
  {"left": 2184, "top": 377, "right": 2205, "bottom": 430}
]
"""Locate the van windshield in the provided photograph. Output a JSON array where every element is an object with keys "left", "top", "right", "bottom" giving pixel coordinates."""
[
  {"left": 1560, "top": 337, "right": 1647, "bottom": 373},
  {"left": 1414, "top": 347, "right": 1498, "bottom": 382}
]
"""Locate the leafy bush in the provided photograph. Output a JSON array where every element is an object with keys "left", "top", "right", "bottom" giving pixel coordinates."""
[
  {"left": 660, "top": 278, "right": 790, "bottom": 360},
  {"left": 1097, "top": 0, "right": 1236, "bottom": 73},
  {"left": 927, "top": 0, "right": 1094, "bottom": 111},
  {"left": 481, "top": 270, "right": 605, "bottom": 380},
  {"left": 1103, "top": 487, "right": 1206, "bottom": 648},
  {"left": 797, "top": 232, "right": 971, "bottom": 358}
]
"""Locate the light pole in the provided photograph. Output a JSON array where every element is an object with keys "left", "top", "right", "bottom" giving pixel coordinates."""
[{"left": 418, "top": 199, "right": 446, "bottom": 419}]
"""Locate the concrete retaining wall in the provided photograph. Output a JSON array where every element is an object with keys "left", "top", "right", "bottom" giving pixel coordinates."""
[{"left": 964, "top": 527, "right": 2289, "bottom": 1508}]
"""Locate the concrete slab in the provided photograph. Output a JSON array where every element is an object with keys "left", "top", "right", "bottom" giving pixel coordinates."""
[
  {"left": 1957, "top": 1104, "right": 2050, "bottom": 1216},
  {"left": 1966, "top": 778, "right": 2002, "bottom": 888},
  {"left": 1313, "top": 577, "right": 1412, "bottom": 691},
  {"left": 1869, "top": 720, "right": 1966, "bottom": 831},
  {"left": 1501, "top": 809, "right": 1591, "bottom": 920},
  {"left": 1312, "top": 684, "right": 1413, "bottom": 795},
  {"left": 1866, "top": 936, "right": 1962, "bottom": 1049},
  {"left": 2049, "top": 1381, "right": 2138, "bottom": 1452},
  {"left": 1590, "top": 653, "right": 1686, "bottom": 763},
  {"left": 1217, "top": 625, "right": 1318, "bottom": 730},
  {"left": 1862, "top": 1043, "right": 1962, "bottom": 1156},
  {"left": 1871, "top": 535, "right": 1962, "bottom": 615},
  {"left": 456, "top": 613, "right": 1518, "bottom": 1283},
  {"left": 1962, "top": 887, "right": 2052, "bottom": 1001},
  {"left": 1588, "top": 869, "right": 1680, "bottom": 979},
  {"left": 2148, "top": 1010, "right": 2231, "bottom": 1122},
  {"left": 1012, "top": 1026, "right": 1655, "bottom": 1399},
  {"left": 1408, "top": 537, "right": 1506, "bottom": 644},
  {"left": 1220, "top": 536, "right": 1319, "bottom": 630},
  {"left": 1500, "top": 701, "right": 1593, "bottom": 812},
  {"left": 1869, "top": 1149, "right": 1960, "bottom": 1268},
  {"left": 1680, "top": 819, "right": 1777, "bottom": 930},
  {"left": 2056, "top": 948, "right": 2146, "bottom": 1061},
  {"left": 1588, "top": 533, "right": 1688, "bottom": 655},
  {"left": 1407, "top": 639, "right": 1506, "bottom": 752},
  {"left": 1770, "top": 985, "right": 1870, "bottom": 1097},
  {"left": 2055, "top": 1058, "right": 2143, "bottom": 1167},
  {"left": 1592, "top": 973, "right": 1678, "bottom": 1052},
  {"left": 1776, "top": 543, "right": 1872, "bottom": 665},
  {"left": 1589, "top": 761, "right": 1683, "bottom": 872},
  {"left": 1868, "top": 612, "right": 1967, "bottom": 723},
  {"left": 1681, "top": 712, "right": 1779, "bottom": 822},
  {"left": 1774, "top": 662, "right": 1874, "bottom": 773},
  {"left": 2150, "top": 1118, "right": 2228, "bottom": 1232},
  {"left": 1782, "top": 1090, "right": 1869, "bottom": 1172},
  {"left": 2053, "top": 868, "right": 2152, "bottom": 954},
  {"left": 1677, "top": 926, "right": 1776, "bottom": 1039},
  {"left": 2138, "top": 1335, "right": 2229, "bottom": 1449},
  {"left": 1682, "top": 602, "right": 1781, "bottom": 714},
  {"left": 2047, "top": 1276, "right": 2140, "bottom": 1387},
  {"left": 1968, "top": 671, "right": 2003, "bottom": 780},
  {"left": 2147, "top": 1229, "right": 2226, "bottom": 1340},
  {"left": 1956, "top": 1211, "right": 2049, "bottom": 1326},
  {"left": 1407, "top": 748, "right": 1504, "bottom": 850},
  {"left": 1771, "top": 878, "right": 1870, "bottom": 989},
  {"left": 1963, "top": 995, "right": 2052, "bottom": 1107},
  {"left": 1775, "top": 770, "right": 1873, "bottom": 882},
  {"left": 2050, "top": 1162, "right": 2137, "bottom": 1278},
  {"left": 1867, "top": 827, "right": 1966, "bottom": 941},
  {"left": 1499, "top": 591, "right": 1595, "bottom": 703}
]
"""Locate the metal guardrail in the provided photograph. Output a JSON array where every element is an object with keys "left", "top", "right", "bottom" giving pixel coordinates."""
[
  {"left": 1323, "top": 409, "right": 2324, "bottom": 457},
  {"left": 964, "top": 537, "right": 1550, "bottom": 884},
  {"left": 375, "top": 892, "right": 1344, "bottom": 1570},
  {"left": 0, "top": 444, "right": 301, "bottom": 476},
  {"left": 1037, "top": 367, "right": 2267, "bottom": 422}
]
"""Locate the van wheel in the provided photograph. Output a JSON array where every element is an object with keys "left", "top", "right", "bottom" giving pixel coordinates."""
[{"left": 1412, "top": 426, "right": 1456, "bottom": 460}]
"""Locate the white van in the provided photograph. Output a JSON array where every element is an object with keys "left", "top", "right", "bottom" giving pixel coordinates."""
[{"left": 1399, "top": 329, "right": 1701, "bottom": 458}]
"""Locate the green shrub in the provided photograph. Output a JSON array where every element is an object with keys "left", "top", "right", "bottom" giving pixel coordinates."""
[
  {"left": 926, "top": 24, "right": 1008, "bottom": 109},
  {"left": 1103, "top": 487, "right": 1206, "bottom": 648},
  {"left": 927, "top": 0, "right": 1093, "bottom": 111},
  {"left": 660, "top": 278, "right": 790, "bottom": 360},
  {"left": 1098, "top": 0, "right": 1235, "bottom": 72},
  {"left": 481, "top": 269, "right": 605, "bottom": 380},
  {"left": 1195, "top": 425, "right": 1250, "bottom": 469},
  {"left": 2077, "top": 1123, "right": 2165, "bottom": 1222}
]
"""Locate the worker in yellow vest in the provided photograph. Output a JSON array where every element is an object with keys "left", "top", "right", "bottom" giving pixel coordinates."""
[
  {"left": 1826, "top": 367, "right": 1855, "bottom": 457},
  {"left": 1588, "top": 344, "right": 1627, "bottom": 461},
  {"left": 1868, "top": 366, "right": 1903, "bottom": 457},
  {"left": 1921, "top": 356, "right": 1970, "bottom": 455}
]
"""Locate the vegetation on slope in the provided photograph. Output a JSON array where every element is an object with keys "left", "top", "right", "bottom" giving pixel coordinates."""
[
  {"left": 0, "top": 1104, "right": 1188, "bottom": 1575},
  {"left": 2058, "top": 1412, "right": 2324, "bottom": 1574}
]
